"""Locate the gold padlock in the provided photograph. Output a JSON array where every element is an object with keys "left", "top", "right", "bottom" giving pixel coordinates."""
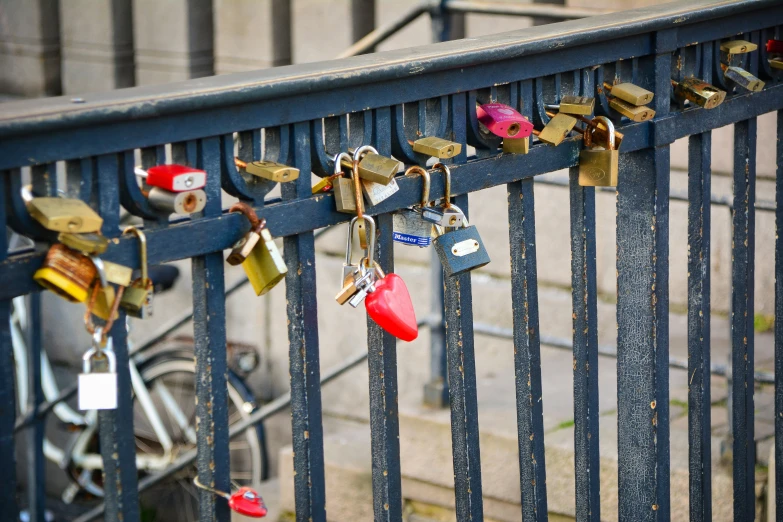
[
  {"left": 27, "top": 197, "right": 103, "bottom": 233},
  {"left": 672, "top": 77, "right": 726, "bottom": 109},
  {"left": 411, "top": 137, "right": 462, "bottom": 159},
  {"left": 86, "top": 281, "right": 117, "bottom": 321},
  {"left": 720, "top": 39, "right": 757, "bottom": 55},
  {"left": 33, "top": 244, "right": 97, "bottom": 303},
  {"left": 502, "top": 136, "right": 529, "bottom": 154},
  {"left": 244, "top": 226, "right": 288, "bottom": 296},
  {"left": 609, "top": 98, "right": 656, "bottom": 122},
  {"left": 341, "top": 146, "right": 399, "bottom": 185},
  {"left": 537, "top": 113, "right": 577, "bottom": 146},
  {"left": 770, "top": 58, "right": 783, "bottom": 70},
  {"left": 236, "top": 158, "right": 300, "bottom": 183},
  {"left": 722, "top": 65, "right": 765, "bottom": 92},
  {"left": 121, "top": 227, "right": 154, "bottom": 318},
  {"left": 579, "top": 116, "right": 619, "bottom": 187},
  {"left": 58, "top": 232, "right": 110, "bottom": 255},
  {"left": 103, "top": 261, "right": 133, "bottom": 287},
  {"left": 558, "top": 95, "right": 595, "bottom": 116},
  {"left": 333, "top": 152, "right": 359, "bottom": 214},
  {"left": 604, "top": 82, "right": 654, "bottom": 106}
]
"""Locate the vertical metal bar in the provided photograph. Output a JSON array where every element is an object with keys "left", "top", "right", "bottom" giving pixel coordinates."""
[
  {"left": 531, "top": 0, "right": 566, "bottom": 25},
  {"left": 732, "top": 118, "right": 757, "bottom": 522},
  {"left": 569, "top": 68, "right": 600, "bottom": 522},
  {"left": 508, "top": 179, "right": 548, "bottom": 521},
  {"left": 367, "top": 107, "right": 402, "bottom": 521},
  {"left": 424, "top": 249, "right": 449, "bottom": 408},
  {"left": 271, "top": 0, "right": 293, "bottom": 66},
  {"left": 283, "top": 122, "right": 327, "bottom": 522},
  {"left": 687, "top": 131, "right": 712, "bottom": 522},
  {"left": 775, "top": 108, "right": 783, "bottom": 518},
  {"left": 96, "top": 153, "right": 140, "bottom": 522},
  {"left": 0, "top": 175, "right": 16, "bottom": 518},
  {"left": 569, "top": 172, "right": 600, "bottom": 522},
  {"left": 444, "top": 193, "right": 483, "bottom": 522},
  {"left": 26, "top": 292, "right": 45, "bottom": 522},
  {"left": 432, "top": 0, "right": 465, "bottom": 44},
  {"left": 351, "top": 0, "right": 375, "bottom": 47},
  {"left": 616, "top": 145, "right": 671, "bottom": 521},
  {"left": 193, "top": 137, "right": 231, "bottom": 522}
]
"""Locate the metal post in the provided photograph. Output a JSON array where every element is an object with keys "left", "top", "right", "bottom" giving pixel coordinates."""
[
  {"left": 531, "top": 0, "right": 567, "bottom": 26},
  {"left": 431, "top": 0, "right": 465, "bottom": 44},
  {"left": 424, "top": 251, "right": 448, "bottom": 408},
  {"left": 351, "top": 0, "right": 376, "bottom": 50}
]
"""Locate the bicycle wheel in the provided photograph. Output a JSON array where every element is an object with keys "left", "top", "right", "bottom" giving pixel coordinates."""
[{"left": 132, "top": 356, "right": 265, "bottom": 521}]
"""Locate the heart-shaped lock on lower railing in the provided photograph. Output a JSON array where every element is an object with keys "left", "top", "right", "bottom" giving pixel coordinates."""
[
  {"left": 194, "top": 478, "right": 267, "bottom": 518},
  {"left": 365, "top": 270, "right": 418, "bottom": 342}
]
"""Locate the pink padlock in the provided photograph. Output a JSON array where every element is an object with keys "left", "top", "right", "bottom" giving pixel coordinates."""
[{"left": 476, "top": 103, "right": 534, "bottom": 139}]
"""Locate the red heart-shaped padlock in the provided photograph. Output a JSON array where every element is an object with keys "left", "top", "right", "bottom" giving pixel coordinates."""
[
  {"left": 229, "top": 487, "right": 268, "bottom": 518},
  {"left": 365, "top": 273, "right": 418, "bottom": 342}
]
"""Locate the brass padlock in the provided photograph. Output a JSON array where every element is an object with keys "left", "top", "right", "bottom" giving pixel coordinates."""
[
  {"left": 609, "top": 98, "right": 656, "bottom": 122},
  {"left": 58, "top": 232, "right": 110, "bottom": 255},
  {"left": 343, "top": 145, "right": 399, "bottom": 185},
  {"left": 411, "top": 137, "right": 462, "bottom": 159},
  {"left": 332, "top": 152, "right": 358, "bottom": 214},
  {"left": 722, "top": 65, "right": 765, "bottom": 92},
  {"left": 121, "top": 227, "right": 153, "bottom": 318},
  {"left": 579, "top": 116, "right": 619, "bottom": 187},
  {"left": 27, "top": 197, "right": 103, "bottom": 233},
  {"left": 103, "top": 261, "right": 133, "bottom": 287},
  {"left": 312, "top": 176, "right": 335, "bottom": 194},
  {"left": 557, "top": 95, "right": 595, "bottom": 116},
  {"left": 227, "top": 203, "right": 264, "bottom": 265},
  {"left": 603, "top": 82, "right": 654, "bottom": 106},
  {"left": 770, "top": 58, "right": 783, "bottom": 70},
  {"left": 34, "top": 243, "right": 97, "bottom": 303},
  {"left": 245, "top": 227, "right": 288, "bottom": 296},
  {"left": 502, "top": 136, "right": 529, "bottom": 154},
  {"left": 673, "top": 77, "right": 726, "bottom": 109},
  {"left": 85, "top": 258, "right": 118, "bottom": 322},
  {"left": 237, "top": 158, "right": 300, "bottom": 183},
  {"left": 537, "top": 113, "right": 577, "bottom": 146},
  {"left": 720, "top": 39, "right": 758, "bottom": 55}
]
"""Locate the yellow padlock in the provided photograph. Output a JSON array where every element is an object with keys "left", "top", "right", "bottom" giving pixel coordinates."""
[{"left": 34, "top": 244, "right": 97, "bottom": 303}]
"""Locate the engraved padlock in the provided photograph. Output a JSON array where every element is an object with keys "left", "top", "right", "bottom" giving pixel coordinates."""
[
  {"left": 33, "top": 243, "right": 97, "bottom": 303},
  {"left": 722, "top": 65, "right": 765, "bottom": 92},
  {"left": 556, "top": 95, "right": 595, "bottom": 116},
  {"left": 672, "top": 77, "right": 726, "bottom": 109},
  {"left": 121, "top": 227, "right": 154, "bottom": 318},
  {"left": 579, "top": 116, "right": 619, "bottom": 187},
  {"left": 58, "top": 232, "right": 110, "bottom": 255},
  {"left": 78, "top": 329, "right": 118, "bottom": 411},
  {"left": 476, "top": 103, "right": 533, "bottom": 139},
  {"left": 393, "top": 166, "right": 433, "bottom": 247},
  {"left": 362, "top": 177, "right": 399, "bottom": 207},
  {"left": 27, "top": 196, "right": 103, "bottom": 233},
  {"left": 147, "top": 186, "right": 207, "bottom": 215},
  {"left": 431, "top": 206, "right": 491, "bottom": 277}
]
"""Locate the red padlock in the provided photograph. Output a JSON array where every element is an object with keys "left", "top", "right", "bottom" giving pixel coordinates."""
[
  {"left": 767, "top": 39, "right": 783, "bottom": 55},
  {"left": 476, "top": 103, "right": 534, "bottom": 139},
  {"left": 229, "top": 487, "right": 268, "bottom": 518},
  {"left": 365, "top": 271, "right": 418, "bottom": 342},
  {"left": 137, "top": 164, "right": 207, "bottom": 192}
]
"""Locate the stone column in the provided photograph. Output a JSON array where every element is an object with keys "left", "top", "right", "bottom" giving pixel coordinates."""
[
  {"left": 132, "top": 0, "right": 213, "bottom": 85},
  {"left": 213, "top": 0, "right": 291, "bottom": 74},
  {"left": 0, "top": 0, "right": 61, "bottom": 97},
  {"left": 60, "top": 0, "right": 134, "bottom": 94}
]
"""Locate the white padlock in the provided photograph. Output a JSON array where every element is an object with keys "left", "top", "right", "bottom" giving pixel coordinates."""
[{"left": 78, "top": 332, "right": 118, "bottom": 411}]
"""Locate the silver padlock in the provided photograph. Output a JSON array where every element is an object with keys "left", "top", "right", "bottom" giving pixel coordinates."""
[
  {"left": 393, "top": 166, "right": 433, "bottom": 247},
  {"left": 147, "top": 187, "right": 207, "bottom": 215},
  {"left": 78, "top": 329, "right": 118, "bottom": 411},
  {"left": 340, "top": 215, "right": 376, "bottom": 285},
  {"left": 362, "top": 177, "right": 399, "bottom": 206}
]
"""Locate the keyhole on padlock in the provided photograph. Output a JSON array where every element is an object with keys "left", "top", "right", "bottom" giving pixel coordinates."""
[
  {"left": 507, "top": 122, "right": 520, "bottom": 137},
  {"left": 182, "top": 193, "right": 198, "bottom": 212},
  {"left": 448, "top": 215, "right": 458, "bottom": 226},
  {"left": 67, "top": 217, "right": 83, "bottom": 231},
  {"left": 282, "top": 172, "right": 289, "bottom": 180},
  {"left": 185, "top": 175, "right": 194, "bottom": 188}
]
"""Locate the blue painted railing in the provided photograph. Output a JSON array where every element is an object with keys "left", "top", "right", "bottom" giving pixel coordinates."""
[{"left": 1, "top": 0, "right": 782, "bottom": 520}]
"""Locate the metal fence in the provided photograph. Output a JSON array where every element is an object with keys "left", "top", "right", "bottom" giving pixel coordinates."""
[{"left": 1, "top": 0, "right": 782, "bottom": 520}]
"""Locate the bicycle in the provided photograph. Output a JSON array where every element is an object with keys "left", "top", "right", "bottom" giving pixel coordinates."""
[{"left": 13, "top": 260, "right": 268, "bottom": 520}]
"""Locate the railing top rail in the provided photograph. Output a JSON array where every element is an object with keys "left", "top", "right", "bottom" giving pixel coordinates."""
[{"left": 0, "top": 0, "right": 772, "bottom": 137}]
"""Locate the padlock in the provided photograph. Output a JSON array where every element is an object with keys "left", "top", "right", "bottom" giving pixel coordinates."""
[
  {"left": 102, "top": 261, "right": 133, "bottom": 287},
  {"left": 767, "top": 39, "right": 783, "bottom": 55},
  {"left": 121, "top": 227, "right": 154, "bottom": 318},
  {"left": 771, "top": 58, "right": 783, "bottom": 70},
  {"left": 147, "top": 187, "right": 207, "bottom": 215},
  {"left": 136, "top": 164, "right": 207, "bottom": 192},
  {"left": 243, "top": 224, "right": 287, "bottom": 296},
  {"left": 672, "top": 77, "right": 726, "bottom": 109},
  {"left": 78, "top": 329, "right": 118, "bottom": 410},
  {"left": 58, "top": 232, "right": 109, "bottom": 255},
  {"left": 393, "top": 166, "right": 433, "bottom": 247},
  {"left": 537, "top": 113, "right": 577, "bottom": 146},
  {"left": 608, "top": 98, "right": 656, "bottom": 122},
  {"left": 720, "top": 39, "right": 758, "bottom": 65},
  {"left": 336, "top": 215, "right": 375, "bottom": 304},
  {"left": 312, "top": 176, "right": 336, "bottom": 194},
  {"left": 86, "top": 257, "right": 118, "bottom": 321},
  {"left": 332, "top": 152, "right": 357, "bottom": 213},
  {"left": 432, "top": 207, "right": 491, "bottom": 277},
  {"left": 343, "top": 145, "right": 399, "bottom": 185},
  {"left": 411, "top": 137, "right": 462, "bottom": 159},
  {"left": 336, "top": 261, "right": 376, "bottom": 306},
  {"left": 27, "top": 197, "right": 103, "bottom": 233},
  {"left": 557, "top": 95, "right": 595, "bottom": 116},
  {"left": 236, "top": 158, "right": 299, "bottom": 183},
  {"left": 362, "top": 177, "right": 399, "bottom": 206},
  {"left": 432, "top": 163, "right": 465, "bottom": 228},
  {"left": 603, "top": 82, "right": 654, "bottom": 106},
  {"left": 722, "top": 65, "right": 765, "bottom": 92},
  {"left": 476, "top": 103, "right": 533, "bottom": 139},
  {"left": 502, "top": 136, "right": 529, "bottom": 154},
  {"left": 34, "top": 243, "right": 97, "bottom": 303},
  {"left": 579, "top": 116, "right": 619, "bottom": 187},
  {"left": 418, "top": 206, "right": 444, "bottom": 224},
  {"left": 227, "top": 203, "right": 264, "bottom": 266},
  {"left": 193, "top": 477, "right": 268, "bottom": 518}
]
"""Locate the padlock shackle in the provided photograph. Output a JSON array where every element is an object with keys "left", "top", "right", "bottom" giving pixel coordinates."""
[
  {"left": 432, "top": 163, "right": 451, "bottom": 209},
  {"left": 347, "top": 215, "right": 376, "bottom": 268},
  {"left": 83, "top": 329, "right": 117, "bottom": 373},
  {"left": 351, "top": 160, "right": 365, "bottom": 218},
  {"left": 590, "top": 116, "right": 615, "bottom": 150},
  {"left": 89, "top": 256, "right": 108, "bottom": 287},
  {"left": 404, "top": 165, "right": 431, "bottom": 207},
  {"left": 229, "top": 202, "right": 261, "bottom": 228},
  {"left": 332, "top": 152, "right": 353, "bottom": 175},
  {"left": 122, "top": 226, "right": 149, "bottom": 285},
  {"left": 352, "top": 145, "right": 379, "bottom": 163}
]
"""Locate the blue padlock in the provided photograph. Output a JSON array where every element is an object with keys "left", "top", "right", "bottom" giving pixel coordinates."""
[{"left": 432, "top": 206, "right": 490, "bottom": 277}]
